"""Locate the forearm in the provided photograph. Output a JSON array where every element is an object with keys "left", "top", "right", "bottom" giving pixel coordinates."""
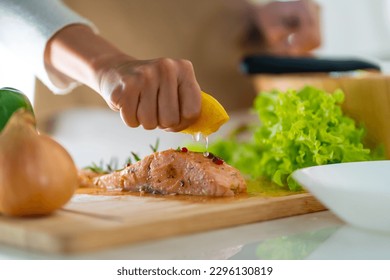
[{"left": 45, "top": 24, "right": 133, "bottom": 94}]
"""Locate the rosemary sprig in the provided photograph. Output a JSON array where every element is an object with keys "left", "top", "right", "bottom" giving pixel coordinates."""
[
  {"left": 84, "top": 158, "right": 119, "bottom": 174},
  {"left": 131, "top": 152, "right": 141, "bottom": 162},
  {"left": 83, "top": 138, "right": 161, "bottom": 173},
  {"left": 149, "top": 138, "right": 160, "bottom": 153},
  {"left": 84, "top": 162, "right": 107, "bottom": 174}
]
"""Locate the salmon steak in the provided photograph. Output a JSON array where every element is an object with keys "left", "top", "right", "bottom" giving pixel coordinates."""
[{"left": 85, "top": 149, "right": 246, "bottom": 197}]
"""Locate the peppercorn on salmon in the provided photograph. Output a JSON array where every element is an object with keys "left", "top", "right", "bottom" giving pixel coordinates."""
[{"left": 84, "top": 149, "right": 246, "bottom": 197}]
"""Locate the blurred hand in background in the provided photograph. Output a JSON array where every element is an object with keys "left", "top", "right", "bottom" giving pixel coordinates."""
[{"left": 243, "top": 0, "right": 321, "bottom": 56}]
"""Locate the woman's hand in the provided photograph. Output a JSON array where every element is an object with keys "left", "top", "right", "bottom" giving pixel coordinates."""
[{"left": 98, "top": 56, "right": 202, "bottom": 131}]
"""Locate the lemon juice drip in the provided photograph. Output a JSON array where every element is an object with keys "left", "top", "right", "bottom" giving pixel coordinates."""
[{"left": 192, "top": 132, "right": 209, "bottom": 156}]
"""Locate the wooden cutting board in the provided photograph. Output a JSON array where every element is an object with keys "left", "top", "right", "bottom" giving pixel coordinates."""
[{"left": 0, "top": 190, "right": 325, "bottom": 254}]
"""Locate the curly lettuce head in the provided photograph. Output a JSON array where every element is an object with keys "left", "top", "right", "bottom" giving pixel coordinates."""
[
  {"left": 209, "top": 86, "right": 378, "bottom": 191},
  {"left": 253, "top": 86, "right": 372, "bottom": 190}
]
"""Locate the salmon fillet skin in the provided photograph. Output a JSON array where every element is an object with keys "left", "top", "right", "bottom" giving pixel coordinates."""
[{"left": 92, "top": 149, "right": 247, "bottom": 197}]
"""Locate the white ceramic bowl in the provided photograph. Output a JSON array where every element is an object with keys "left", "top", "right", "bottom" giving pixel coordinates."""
[{"left": 292, "top": 161, "right": 390, "bottom": 233}]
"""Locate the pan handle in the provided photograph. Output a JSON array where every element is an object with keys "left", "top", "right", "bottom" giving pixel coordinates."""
[{"left": 240, "top": 55, "right": 381, "bottom": 75}]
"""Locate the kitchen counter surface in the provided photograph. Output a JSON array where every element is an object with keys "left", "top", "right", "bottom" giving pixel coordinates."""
[{"left": 2, "top": 210, "right": 390, "bottom": 260}]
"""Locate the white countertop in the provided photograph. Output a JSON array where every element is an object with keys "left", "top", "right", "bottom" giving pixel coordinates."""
[{"left": 2, "top": 210, "right": 390, "bottom": 260}]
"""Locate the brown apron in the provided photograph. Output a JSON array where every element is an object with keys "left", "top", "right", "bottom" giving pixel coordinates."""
[{"left": 34, "top": 0, "right": 257, "bottom": 131}]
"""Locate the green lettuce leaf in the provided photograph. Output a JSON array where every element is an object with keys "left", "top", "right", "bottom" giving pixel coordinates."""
[{"left": 207, "top": 86, "right": 382, "bottom": 191}]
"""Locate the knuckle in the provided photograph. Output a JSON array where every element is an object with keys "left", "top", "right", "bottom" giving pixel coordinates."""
[
  {"left": 156, "top": 57, "right": 176, "bottom": 74},
  {"left": 179, "top": 59, "right": 196, "bottom": 79},
  {"left": 178, "top": 59, "right": 193, "bottom": 68},
  {"left": 158, "top": 57, "right": 175, "bottom": 66},
  {"left": 139, "top": 68, "right": 154, "bottom": 83},
  {"left": 178, "top": 59, "right": 195, "bottom": 74}
]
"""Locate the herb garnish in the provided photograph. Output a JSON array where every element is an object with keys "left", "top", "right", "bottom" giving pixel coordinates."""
[{"left": 84, "top": 138, "right": 161, "bottom": 173}]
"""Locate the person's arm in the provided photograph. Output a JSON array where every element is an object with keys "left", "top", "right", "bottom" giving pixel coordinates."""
[
  {"left": 0, "top": 0, "right": 201, "bottom": 131},
  {"left": 44, "top": 24, "right": 201, "bottom": 131}
]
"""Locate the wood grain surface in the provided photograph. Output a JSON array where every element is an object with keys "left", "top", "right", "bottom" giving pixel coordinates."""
[{"left": 0, "top": 191, "right": 325, "bottom": 254}]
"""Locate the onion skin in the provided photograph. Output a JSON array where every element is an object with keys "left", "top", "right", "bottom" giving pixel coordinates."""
[{"left": 0, "top": 110, "right": 78, "bottom": 216}]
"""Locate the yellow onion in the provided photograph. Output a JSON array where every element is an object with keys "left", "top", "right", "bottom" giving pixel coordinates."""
[{"left": 0, "top": 109, "right": 78, "bottom": 216}]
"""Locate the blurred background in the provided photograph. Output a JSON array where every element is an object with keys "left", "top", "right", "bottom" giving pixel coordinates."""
[
  {"left": 1, "top": 0, "right": 390, "bottom": 167},
  {"left": 316, "top": 0, "right": 390, "bottom": 62},
  {"left": 3, "top": 0, "right": 390, "bottom": 99}
]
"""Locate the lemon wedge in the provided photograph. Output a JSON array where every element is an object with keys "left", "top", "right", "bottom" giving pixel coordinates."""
[{"left": 181, "top": 91, "right": 229, "bottom": 136}]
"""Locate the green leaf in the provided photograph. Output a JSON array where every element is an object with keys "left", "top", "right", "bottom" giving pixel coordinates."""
[{"left": 206, "top": 86, "right": 384, "bottom": 191}]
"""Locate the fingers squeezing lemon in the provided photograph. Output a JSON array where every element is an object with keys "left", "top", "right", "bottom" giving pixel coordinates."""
[{"left": 181, "top": 91, "right": 229, "bottom": 136}]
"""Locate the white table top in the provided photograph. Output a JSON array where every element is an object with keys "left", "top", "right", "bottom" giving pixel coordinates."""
[{"left": 2, "top": 210, "right": 390, "bottom": 260}]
